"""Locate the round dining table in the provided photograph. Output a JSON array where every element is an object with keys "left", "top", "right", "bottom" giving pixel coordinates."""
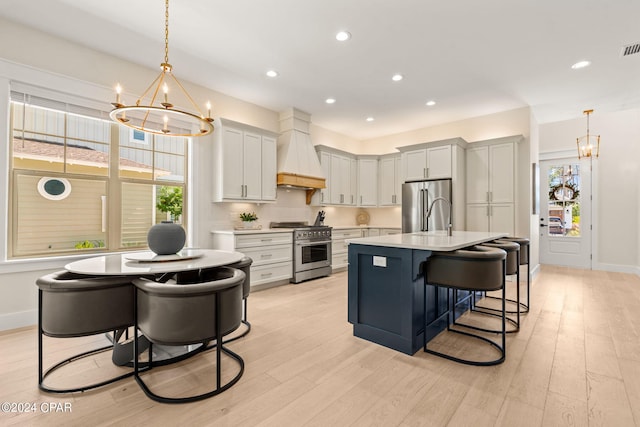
[
  {"left": 62, "top": 248, "right": 246, "bottom": 366},
  {"left": 65, "top": 248, "right": 244, "bottom": 276}
]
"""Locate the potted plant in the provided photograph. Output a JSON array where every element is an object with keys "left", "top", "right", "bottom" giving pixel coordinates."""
[
  {"left": 156, "top": 186, "right": 183, "bottom": 223},
  {"left": 239, "top": 212, "right": 258, "bottom": 228}
]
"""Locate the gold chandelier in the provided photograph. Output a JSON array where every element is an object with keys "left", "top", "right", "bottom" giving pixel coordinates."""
[
  {"left": 109, "top": 0, "right": 213, "bottom": 137},
  {"left": 576, "top": 109, "right": 600, "bottom": 159}
]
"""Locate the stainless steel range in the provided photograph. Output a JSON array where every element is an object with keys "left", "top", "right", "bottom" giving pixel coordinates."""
[{"left": 270, "top": 221, "right": 332, "bottom": 283}]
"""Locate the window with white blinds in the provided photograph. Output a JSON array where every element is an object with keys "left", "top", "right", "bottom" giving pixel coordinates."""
[{"left": 9, "top": 84, "right": 188, "bottom": 258}]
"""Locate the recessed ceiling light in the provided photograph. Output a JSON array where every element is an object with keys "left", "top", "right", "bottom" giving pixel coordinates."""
[
  {"left": 366, "top": 117, "right": 374, "bottom": 122},
  {"left": 426, "top": 100, "right": 436, "bottom": 106},
  {"left": 266, "top": 70, "right": 279, "bottom": 78},
  {"left": 325, "top": 98, "right": 336, "bottom": 104},
  {"left": 571, "top": 60, "right": 591, "bottom": 69},
  {"left": 392, "top": 74, "right": 403, "bottom": 82},
  {"left": 336, "top": 31, "right": 351, "bottom": 42}
]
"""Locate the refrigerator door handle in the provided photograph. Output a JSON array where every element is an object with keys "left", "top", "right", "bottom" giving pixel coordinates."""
[{"left": 421, "top": 188, "right": 427, "bottom": 231}]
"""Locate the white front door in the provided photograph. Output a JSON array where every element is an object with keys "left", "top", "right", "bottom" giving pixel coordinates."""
[{"left": 539, "top": 158, "right": 592, "bottom": 268}]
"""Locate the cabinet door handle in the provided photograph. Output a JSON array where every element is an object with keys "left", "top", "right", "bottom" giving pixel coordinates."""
[
  {"left": 423, "top": 167, "right": 427, "bottom": 178},
  {"left": 489, "top": 191, "right": 493, "bottom": 202},
  {"left": 261, "top": 238, "right": 273, "bottom": 242},
  {"left": 392, "top": 194, "right": 396, "bottom": 204},
  {"left": 486, "top": 191, "right": 489, "bottom": 202},
  {"left": 261, "top": 253, "right": 273, "bottom": 258},
  {"left": 360, "top": 195, "right": 363, "bottom": 205},
  {"left": 487, "top": 206, "right": 490, "bottom": 217},
  {"left": 351, "top": 195, "right": 354, "bottom": 204},
  {"left": 426, "top": 167, "right": 429, "bottom": 178},
  {"left": 261, "top": 272, "right": 273, "bottom": 277},
  {"left": 340, "top": 194, "right": 344, "bottom": 203}
]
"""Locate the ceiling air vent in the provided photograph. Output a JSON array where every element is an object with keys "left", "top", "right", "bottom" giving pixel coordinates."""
[{"left": 621, "top": 43, "right": 640, "bottom": 57}]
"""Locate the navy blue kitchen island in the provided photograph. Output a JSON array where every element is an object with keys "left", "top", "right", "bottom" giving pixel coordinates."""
[{"left": 347, "top": 231, "right": 506, "bottom": 355}]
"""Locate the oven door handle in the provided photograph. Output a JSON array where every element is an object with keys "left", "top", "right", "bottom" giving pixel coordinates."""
[{"left": 295, "top": 240, "right": 333, "bottom": 246}]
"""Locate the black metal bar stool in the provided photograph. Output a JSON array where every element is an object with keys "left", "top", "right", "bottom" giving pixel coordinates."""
[
  {"left": 472, "top": 239, "right": 521, "bottom": 333},
  {"left": 501, "top": 237, "right": 531, "bottom": 313},
  {"left": 424, "top": 245, "right": 507, "bottom": 366}
]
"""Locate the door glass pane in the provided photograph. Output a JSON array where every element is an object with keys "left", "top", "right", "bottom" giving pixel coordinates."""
[{"left": 547, "top": 164, "right": 580, "bottom": 237}]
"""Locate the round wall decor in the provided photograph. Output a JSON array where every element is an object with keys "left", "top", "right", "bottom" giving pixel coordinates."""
[{"left": 37, "top": 177, "right": 72, "bottom": 200}]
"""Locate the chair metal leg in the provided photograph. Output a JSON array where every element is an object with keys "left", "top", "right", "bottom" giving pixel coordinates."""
[
  {"left": 423, "top": 266, "right": 506, "bottom": 366},
  {"left": 38, "top": 290, "right": 135, "bottom": 394},
  {"left": 134, "top": 291, "right": 245, "bottom": 404},
  {"left": 223, "top": 298, "right": 251, "bottom": 344}
]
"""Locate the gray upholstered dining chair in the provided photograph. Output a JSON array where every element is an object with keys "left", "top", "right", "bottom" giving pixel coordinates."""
[
  {"left": 424, "top": 245, "right": 507, "bottom": 366},
  {"left": 36, "top": 271, "right": 135, "bottom": 393},
  {"left": 132, "top": 266, "right": 246, "bottom": 404}
]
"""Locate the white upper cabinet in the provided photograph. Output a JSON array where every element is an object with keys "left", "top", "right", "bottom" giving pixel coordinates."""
[
  {"left": 400, "top": 140, "right": 457, "bottom": 182},
  {"left": 317, "top": 151, "right": 331, "bottom": 205},
  {"left": 466, "top": 141, "right": 514, "bottom": 204},
  {"left": 426, "top": 145, "right": 452, "bottom": 179},
  {"left": 403, "top": 149, "right": 428, "bottom": 181},
  {"left": 357, "top": 157, "right": 378, "bottom": 206},
  {"left": 313, "top": 146, "right": 355, "bottom": 206},
  {"left": 212, "top": 118, "right": 278, "bottom": 202},
  {"left": 379, "top": 154, "right": 401, "bottom": 206},
  {"left": 261, "top": 135, "right": 277, "bottom": 201},
  {"left": 242, "top": 131, "right": 262, "bottom": 200},
  {"left": 330, "top": 153, "right": 352, "bottom": 204}
]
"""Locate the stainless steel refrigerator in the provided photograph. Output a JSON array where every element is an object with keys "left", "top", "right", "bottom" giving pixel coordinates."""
[{"left": 402, "top": 178, "right": 453, "bottom": 233}]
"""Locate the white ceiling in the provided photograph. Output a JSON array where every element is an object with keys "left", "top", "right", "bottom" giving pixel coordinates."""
[{"left": 2, "top": 0, "right": 640, "bottom": 140}]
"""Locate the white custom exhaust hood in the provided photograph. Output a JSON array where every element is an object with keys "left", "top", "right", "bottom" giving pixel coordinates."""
[{"left": 276, "top": 108, "right": 326, "bottom": 196}]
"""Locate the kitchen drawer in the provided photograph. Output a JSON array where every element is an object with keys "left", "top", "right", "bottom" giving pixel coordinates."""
[
  {"left": 238, "top": 244, "right": 292, "bottom": 267},
  {"left": 332, "top": 252, "right": 349, "bottom": 269},
  {"left": 235, "top": 232, "right": 292, "bottom": 248},
  {"left": 380, "top": 228, "right": 401, "bottom": 235},
  {"left": 251, "top": 261, "right": 292, "bottom": 286},
  {"left": 332, "top": 228, "right": 363, "bottom": 240},
  {"left": 332, "top": 239, "right": 350, "bottom": 256}
]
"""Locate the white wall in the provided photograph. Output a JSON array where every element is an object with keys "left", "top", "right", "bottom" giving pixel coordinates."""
[{"left": 539, "top": 109, "right": 640, "bottom": 271}]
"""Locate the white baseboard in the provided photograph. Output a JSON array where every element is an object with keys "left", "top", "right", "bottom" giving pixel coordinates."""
[
  {"left": 593, "top": 262, "right": 640, "bottom": 275},
  {"left": 0, "top": 309, "right": 37, "bottom": 332},
  {"left": 530, "top": 263, "right": 541, "bottom": 281}
]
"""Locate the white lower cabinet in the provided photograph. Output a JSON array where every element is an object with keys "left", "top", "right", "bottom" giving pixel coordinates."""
[
  {"left": 211, "top": 231, "right": 293, "bottom": 287},
  {"left": 331, "top": 228, "right": 363, "bottom": 269}
]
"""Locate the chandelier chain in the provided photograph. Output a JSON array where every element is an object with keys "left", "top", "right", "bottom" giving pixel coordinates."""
[{"left": 164, "top": 0, "right": 170, "bottom": 65}]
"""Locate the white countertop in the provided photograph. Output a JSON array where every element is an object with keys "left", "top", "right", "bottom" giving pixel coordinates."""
[
  {"left": 330, "top": 225, "right": 401, "bottom": 230},
  {"left": 346, "top": 231, "right": 508, "bottom": 251},
  {"left": 211, "top": 228, "right": 294, "bottom": 235}
]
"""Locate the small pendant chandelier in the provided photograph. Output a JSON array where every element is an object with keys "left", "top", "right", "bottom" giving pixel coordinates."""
[
  {"left": 576, "top": 109, "right": 600, "bottom": 159},
  {"left": 109, "top": 0, "right": 214, "bottom": 137}
]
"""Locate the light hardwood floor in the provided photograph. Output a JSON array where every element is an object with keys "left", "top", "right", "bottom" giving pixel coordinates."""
[{"left": 1, "top": 265, "right": 640, "bottom": 426}]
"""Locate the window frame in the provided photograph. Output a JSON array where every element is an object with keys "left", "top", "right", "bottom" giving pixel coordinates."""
[{"left": 8, "top": 95, "right": 189, "bottom": 259}]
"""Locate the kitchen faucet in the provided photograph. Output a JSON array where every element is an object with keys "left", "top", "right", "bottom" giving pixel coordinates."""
[{"left": 425, "top": 196, "right": 453, "bottom": 236}]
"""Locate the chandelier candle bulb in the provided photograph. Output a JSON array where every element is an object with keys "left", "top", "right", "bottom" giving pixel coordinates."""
[
  {"left": 163, "top": 83, "right": 168, "bottom": 104},
  {"left": 163, "top": 115, "right": 169, "bottom": 133},
  {"left": 207, "top": 102, "right": 211, "bottom": 118}
]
